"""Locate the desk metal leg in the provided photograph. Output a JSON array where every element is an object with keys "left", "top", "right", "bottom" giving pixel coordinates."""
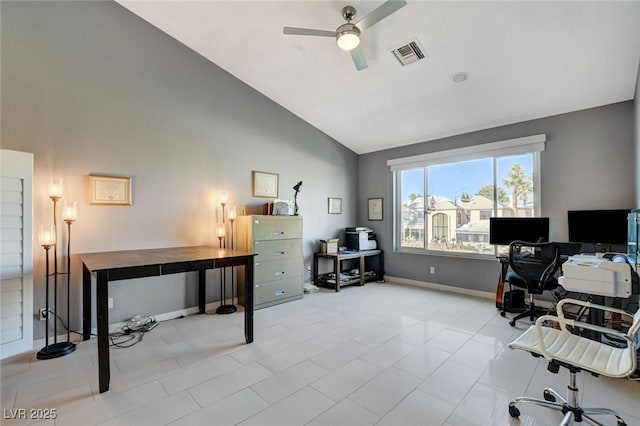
[
  {"left": 313, "top": 253, "right": 318, "bottom": 286},
  {"left": 334, "top": 258, "right": 340, "bottom": 292},
  {"left": 96, "top": 271, "right": 110, "bottom": 393},
  {"left": 198, "top": 268, "right": 206, "bottom": 314},
  {"left": 359, "top": 256, "right": 365, "bottom": 286},
  {"left": 82, "top": 263, "right": 91, "bottom": 341},
  {"left": 244, "top": 262, "right": 254, "bottom": 344},
  {"left": 500, "top": 261, "right": 509, "bottom": 282}
]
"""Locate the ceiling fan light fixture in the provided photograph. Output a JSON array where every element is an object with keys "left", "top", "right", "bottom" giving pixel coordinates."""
[{"left": 336, "top": 24, "right": 360, "bottom": 51}]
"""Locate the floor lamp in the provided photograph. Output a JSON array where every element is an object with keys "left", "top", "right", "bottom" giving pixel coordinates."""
[
  {"left": 228, "top": 206, "right": 237, "bottom": 306},
  {"left": 216, "top": 195, "right": 236, "bottom": 314},
  {"left": 37, "top": 178, "right": 76, "bottom": 360}
]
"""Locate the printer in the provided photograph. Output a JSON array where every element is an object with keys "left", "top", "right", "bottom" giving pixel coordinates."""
[
  {"left": 345, "top": 227, "right": 377, "bottom": 251},
  {"left": 559, "top": 254, "right": 635, "bottom": 298}
]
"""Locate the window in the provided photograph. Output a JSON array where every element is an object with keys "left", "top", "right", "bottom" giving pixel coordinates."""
[
  {"left": 400, "top": 168, "right": 425, "bottom": 248},
  {"left": 432, "top": 213, "right": 448, "bottom": 242},
  {"left": 389, "top": 135, "right": 544, "bottom": 257},
  {"left": 480, "top": 210, "right": 492, "bottom": 220}
]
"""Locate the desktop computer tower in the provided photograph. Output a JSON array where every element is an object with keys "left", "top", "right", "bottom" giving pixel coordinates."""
[{"left": 503, "top": 289, "right": 525, "bottom": 312}]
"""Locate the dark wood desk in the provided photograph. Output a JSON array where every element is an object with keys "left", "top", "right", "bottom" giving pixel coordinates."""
[
  {"left": 313, "top": 250, "right": 383, "bottom": 292},
  {"left": 79, "top": 246, "right": 255, "bottom": 393}
]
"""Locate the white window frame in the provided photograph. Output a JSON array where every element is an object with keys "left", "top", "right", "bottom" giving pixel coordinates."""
[{"left": 388, "top": 134, "right": 545, "bottom": 258}]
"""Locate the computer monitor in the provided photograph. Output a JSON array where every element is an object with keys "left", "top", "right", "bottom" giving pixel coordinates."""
[
  {"left": 567, "top": 209, "right": 630, "bottom": 245},
  {"left": 489, "top": 217, "right": 550, "bottom": 246}
]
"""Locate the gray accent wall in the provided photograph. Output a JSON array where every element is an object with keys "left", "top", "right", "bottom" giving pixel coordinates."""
[
  {"left": 1, "top": 1, "right": 358, "bottom": 338},
  {"left": 359, "top": 102, "right": 635, "bottom": 293}
]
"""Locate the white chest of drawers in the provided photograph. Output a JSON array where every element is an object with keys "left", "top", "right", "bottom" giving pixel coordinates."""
[{"left": 236, "top": 215, "right": 303, "bottom": 309}]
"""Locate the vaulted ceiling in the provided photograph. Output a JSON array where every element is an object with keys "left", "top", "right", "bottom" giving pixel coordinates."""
[{"left": 118, "top": 1, "right": 640, "bottom": 154}]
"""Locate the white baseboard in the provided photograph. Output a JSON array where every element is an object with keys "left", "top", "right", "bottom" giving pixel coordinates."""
[
  {"left": 384, "top": 276, "right": 557, "bottom": 310},
  {"left": 384, "top": 275, "right": 495, "bottom": 300}
]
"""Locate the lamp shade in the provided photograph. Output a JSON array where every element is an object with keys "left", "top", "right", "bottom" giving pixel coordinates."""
[
  {"left": 216, "top": 223, "right": 225, "bottom": 238},
  {"left": 39, "top": 224, "right": 56, "bottom": 247},
  {"left": 48, "top": 178, "right": 63, "bottom": 198},
  {"left": 62, "top": 201, "right": 77, "bottom": 222},
  {"left": 228, "top": 205, "right": 236, "bottom": 220}
]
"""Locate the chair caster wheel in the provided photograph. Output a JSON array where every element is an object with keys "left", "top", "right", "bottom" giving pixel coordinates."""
[
  {"left": 500, "top": 311, "right": 506, "bottom": 317},
  {"left": 508, "top": 404, "right": 520, "bottom": 418},
  {"left": 509, "top": 320, "right": 516, "bottom": 327},
  {"left": 543, "top": 390, "right": 556, "bottom": 402}
]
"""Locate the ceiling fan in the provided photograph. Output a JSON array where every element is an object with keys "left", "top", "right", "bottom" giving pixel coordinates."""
[{"left": 283, "top": 0, "right": 407, "bottom": 71}]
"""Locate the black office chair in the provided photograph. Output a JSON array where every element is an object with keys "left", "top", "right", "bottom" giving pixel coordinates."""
[{"left": 506, "top": 241, "right": 561, "bottom": 327}]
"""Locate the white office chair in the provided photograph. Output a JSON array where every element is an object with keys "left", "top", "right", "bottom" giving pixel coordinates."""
[{"left": 508, "top": 298, "right": 640, "bottom": 425}]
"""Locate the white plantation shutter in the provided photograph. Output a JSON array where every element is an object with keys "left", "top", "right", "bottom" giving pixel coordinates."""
[{"left": 1, "top": 150, "right": 33, "bottom": 359}]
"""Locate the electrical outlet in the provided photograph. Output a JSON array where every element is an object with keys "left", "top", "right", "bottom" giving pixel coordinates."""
[
  {"left": 108, "top": 298, "right": 114, "bottom": 309},
  {"left": 38, "top": 308, "right": 48, "bottom": 321},
  {"left": 305, "top": 265, "right": 311, "bottom": 272},
  {"left": 429, "top": 266, "right": 435, "bottom": 274}
]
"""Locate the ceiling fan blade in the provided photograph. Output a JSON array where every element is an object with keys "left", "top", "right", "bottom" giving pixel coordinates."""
[
  {"left": 355, "top": 0, "right": 407, "bottom": 32},
  {"left": 350, "top": 46, "right": 368, "bottom": 71},
  {"left": 283, "top": 27, "right": 336, "bottom": 37}
]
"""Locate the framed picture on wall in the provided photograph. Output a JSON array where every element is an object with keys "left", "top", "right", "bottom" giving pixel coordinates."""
[
  {"left": 89, "top": 175, "right": 132, "bottom": 206},
  {"left": 252, "top": 171, "right": 279, "bottom": 198},
  {"left": 368, "top": 197, "right": 383, "bottom": 220},
  {"left": 328, "top": 197, "right": 342, "bottom": 214}
]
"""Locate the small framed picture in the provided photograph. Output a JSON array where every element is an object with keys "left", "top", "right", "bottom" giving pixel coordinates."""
[
  {"left": 328, "top": 197, "right": 342, "bottom": 214},
  {"left": 368, "top": 197, "right": 383, "bottom": 221},
  {"left": 89, "top": 175, "right": 132, "bottom": 205},
  {"left": 252, "top": 171, "right": 279, "bottom": 198}
]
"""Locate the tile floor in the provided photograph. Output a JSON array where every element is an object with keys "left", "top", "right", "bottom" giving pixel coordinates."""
[{"left": 2, "top": 282, "right": 640, "bottom": 425}]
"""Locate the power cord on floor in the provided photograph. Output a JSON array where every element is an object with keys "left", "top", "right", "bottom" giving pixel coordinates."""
[
  {"left": 44, "top": 309, "right": 161, "bottom": 346},
  {"left": 109, "top": 315, "right": 158, "bottom": 349}
]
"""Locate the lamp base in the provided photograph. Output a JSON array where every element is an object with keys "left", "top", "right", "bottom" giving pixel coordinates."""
[
  {"left": 216, "top": 304, "right": 237, "bottom": 315},
  {"left": 37, "top": 341, "right": 76, "bottom": 360}
]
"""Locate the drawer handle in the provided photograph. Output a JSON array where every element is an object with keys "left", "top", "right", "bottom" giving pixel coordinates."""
[
  {"left": 275, "top": 271, "right": 285, "bottom": 276},
  {"left": 275, "top": 290, "right": 285, "bottom": 296},
  {"left": 273, "top": 231, "right": 285, "bottom": 236},
  {"left": 274, "top": 251, "right": 285, "bottom": 256}
]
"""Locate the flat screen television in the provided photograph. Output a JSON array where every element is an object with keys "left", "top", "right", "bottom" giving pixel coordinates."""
[
  {"left": 567, "top": 209, "right": 630, "bottom": 245},
  {"left": 489, "top": 217, "right": 550, "bottom": 246}
]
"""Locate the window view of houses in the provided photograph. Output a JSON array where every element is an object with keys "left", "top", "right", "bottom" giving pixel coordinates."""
[{"left": 399, "top": 154, "right": 535, "bottom": 255}]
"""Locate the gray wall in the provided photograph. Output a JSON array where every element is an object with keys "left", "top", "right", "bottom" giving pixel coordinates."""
[
  {"left": 359, "top": 102, "right": 635, "bottom": 293},
  {"left": 1, "top": 1, "right": 358, "bottom": 338}
]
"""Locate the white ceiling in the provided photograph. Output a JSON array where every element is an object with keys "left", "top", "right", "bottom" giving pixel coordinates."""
[{"left": 118, "top": 1, "right": 640, "bottom": 154}]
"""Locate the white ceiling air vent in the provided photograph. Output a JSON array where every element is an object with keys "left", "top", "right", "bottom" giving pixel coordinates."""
[{"left": 391, "top": 40, "right": 426, "bottom": 66}]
